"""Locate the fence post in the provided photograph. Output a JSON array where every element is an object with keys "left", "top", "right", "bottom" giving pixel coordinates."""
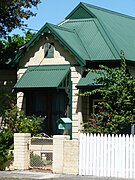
[
  {"left": 63, "top": 139, "right": 79, "bottom": 175},
  {"left": 53, "top": 135, "right": 70, "bottom": 173},
  {"left": 14, "top": 133, "right": 31, "bottom": 170}
]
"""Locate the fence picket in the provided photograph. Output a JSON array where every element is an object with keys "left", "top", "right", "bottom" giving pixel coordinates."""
[
  {"left": 111, "top": 134, "right": 114, "bottom": 174},
  {"left": 107, "top": 134, "right": 111, "bottom": 177},
  {"left": 79, "top": 133, "right": 135, "bottom": 178},
  {"left": 129, "top": 135, "right": 133, "bottom": 178},
  {"left": 79, "top": 133, "right": 83, "bottom": 175},
  {"left": 134, "top": 136, "right": 135, "bottom": 179},
  {"left": 89, "top": 133, "right": 93, "bottom": 175},
  {"left": 96, "top": 134, "right": 100, "bottom": 176},
  {"left": 86, "top": 133, "right": 89, "bottom": 175},
  {"left": 93, "top": 134, "right": 97, "bottom": 175},
  {"left": 82, "top": 133, "right": 86, "bottom": 175},
  {"left": 100, "top": 134, "right": 104, "bottom": 177},
  {"left": 125, "top": 134, "right": 129, "bottom": 178},
  {"left": 121, "top": 135, "right": 126, "bottom": 178}
]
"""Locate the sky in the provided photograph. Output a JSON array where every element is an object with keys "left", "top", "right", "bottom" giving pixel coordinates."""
[{"left": 11, "top": 0, "right": 135, "bottom": 35}]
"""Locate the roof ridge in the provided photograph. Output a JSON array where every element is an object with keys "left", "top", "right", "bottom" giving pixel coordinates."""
[
  {"left": 63, "top": 18, "right": 96, "bottom": 23},
  {"left": 94, "top": 19, "right": 120, "bottom": 59},
  {"left": 82, "top": 2, "right": 135, "bottom": 20}
]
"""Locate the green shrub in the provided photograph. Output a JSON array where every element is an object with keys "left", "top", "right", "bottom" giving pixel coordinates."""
[
  {"left": 0, "top": 94, "right": 43, "bottom": 168},
  {"left": 80, "top": 53, "right": 135, "bottom": 134},
  {"left": 0, "top": 130, "right": 13, "bottom": 170}
]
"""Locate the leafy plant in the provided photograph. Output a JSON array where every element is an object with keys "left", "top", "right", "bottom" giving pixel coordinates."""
[
  {"left": 2, "top": 105, "right": 43, "bottom": 136},
  {"left": 0, "top": 93, "right": 43, "bottom": 167},
  {"left": 0, "top": 130, "right": 13, "bottom": 170},
  {"left": 80, "top": 52, "right": 135, "bottom": 134}
]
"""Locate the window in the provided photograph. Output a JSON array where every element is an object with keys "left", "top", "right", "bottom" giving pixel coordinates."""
[{"left": 44, "top": 43, "right": 54, "bottom": 58}]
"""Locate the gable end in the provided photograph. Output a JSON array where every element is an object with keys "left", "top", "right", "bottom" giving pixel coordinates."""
[{"left": 65, "top": 3, "right": 96, "bottom": 20}]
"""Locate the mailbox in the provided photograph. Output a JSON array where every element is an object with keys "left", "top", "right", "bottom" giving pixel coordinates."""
[{"left": 57, "top": 117, "right": 72, "bottom": 139}]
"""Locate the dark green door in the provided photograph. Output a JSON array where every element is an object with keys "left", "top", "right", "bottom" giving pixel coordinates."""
[{"left": 26, "top": 89, "right": 68, "bottom": 136}]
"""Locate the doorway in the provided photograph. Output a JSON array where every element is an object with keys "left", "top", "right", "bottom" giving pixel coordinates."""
[{"left": 26, "top": 89, "right": 68, "bottom": 136}]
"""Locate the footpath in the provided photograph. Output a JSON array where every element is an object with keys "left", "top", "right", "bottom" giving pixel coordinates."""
[
  {"left": 0, "top": 170, "right": 133, "bottom": 180},
  {"left": 0, "top": 170, "right": 61, "bottom": 179}
]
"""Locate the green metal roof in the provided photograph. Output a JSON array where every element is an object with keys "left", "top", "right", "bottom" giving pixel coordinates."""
[
  {"left": 45, "top": 24, "right": 89, "bottom": 65},
  {"left": 13, "top": 2, "right": 135, "bottom": 67},
  {"left": 76, "top": 71, "right": 102, "bottom": 88},
  {"left": 14, "top": 65, "right": 70, "bottom": 89},
  {"left": 65, "top": 2, "right": 135, "bottom": 61},
  {"left": 60, "top": 18, "right": 117, "bottom": 61},
  {"left": 13, "top": 23, "right": 88, "bottom": 66}
]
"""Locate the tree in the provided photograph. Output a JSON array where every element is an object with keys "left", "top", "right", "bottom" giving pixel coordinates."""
[
  {"left": 81, "top": 52, "right": 135, "bottom": 134},
  {"left": 0, "top": 31, "right": 34, "bottom": 66},
  {"left": 0, "top": 0, "right": 41, "bottom": 38}
]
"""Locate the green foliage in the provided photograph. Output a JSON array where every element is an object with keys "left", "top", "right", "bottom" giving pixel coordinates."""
[
  {"left": 0, "top": 93, "right": 43, "bottom": 167},
  {"left": 0, "top": 0, "right": 41, "bottom": 38},
  {"left": 2, "top": 105, "right": 43, "bottom": 136},
  {"left": 0, "top": 130, "right": 13, "bottom": 170},
  {"left": 0, "top": 93, "right": 43, "bottom": 135},
  {"left": 81, "top": 52, "right": 135, "bottom": 134},
  {"left": 0, "top": 31, "right": 34, "bottom": 66}
]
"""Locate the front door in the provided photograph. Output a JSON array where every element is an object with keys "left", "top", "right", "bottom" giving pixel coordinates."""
[{"left": 26, "top": 89, "right": 68, "bottom": 136}]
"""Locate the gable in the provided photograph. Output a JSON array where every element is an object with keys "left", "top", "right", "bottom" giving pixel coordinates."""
[
  {"left": 13, "top": 23, "right": 89, "bottom": 66},
  {"left": 65, "top": 5, "right": 96, "bottom": 19}
]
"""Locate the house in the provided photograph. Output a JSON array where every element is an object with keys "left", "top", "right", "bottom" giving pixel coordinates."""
[{"left": 13, "top": 2, "right": 135, "bottom": 139}]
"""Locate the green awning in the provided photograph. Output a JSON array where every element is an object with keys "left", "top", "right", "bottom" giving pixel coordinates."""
[
  {"left": 14, "top": 65, "right": 70, "bottom": 90},
  {"left": 76, "top": 71, "right": 102, "bottom": 88}
]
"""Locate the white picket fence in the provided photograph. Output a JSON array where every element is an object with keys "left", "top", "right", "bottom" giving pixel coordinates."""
[{"left": 79, "top": 133, "right": 135, "bottom": 179}]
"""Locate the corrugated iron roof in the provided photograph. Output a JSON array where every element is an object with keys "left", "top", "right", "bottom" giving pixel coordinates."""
[
  {"left": 65, "top": 2, "right": 135, "bottom": 61},
  {"left": 14, "top": 65, "right": 70, "bottom": 89},
  {"left": 46, "top": 24, "right": 89, "bottom": 65},
  {"left": 13, "top": 2, "right": 135, "bottom": 67},
  {"left": 60, "top": 18, "right": 117, "bottom": 61},
  {"left": 76, "top": 71, "right": 102, "bottom": 88}
]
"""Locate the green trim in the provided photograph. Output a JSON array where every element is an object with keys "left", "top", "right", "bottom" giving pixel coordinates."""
[{"left": 68, "top": 75, "right": 72, "bottom": 120}]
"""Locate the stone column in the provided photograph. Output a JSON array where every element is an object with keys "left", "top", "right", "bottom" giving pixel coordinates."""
[
  {"left": 53, "top": 135, "right": 70, "bottom": 173},
  {"left": 14, "top": 133, "right": 31, "bottom": 170}
]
